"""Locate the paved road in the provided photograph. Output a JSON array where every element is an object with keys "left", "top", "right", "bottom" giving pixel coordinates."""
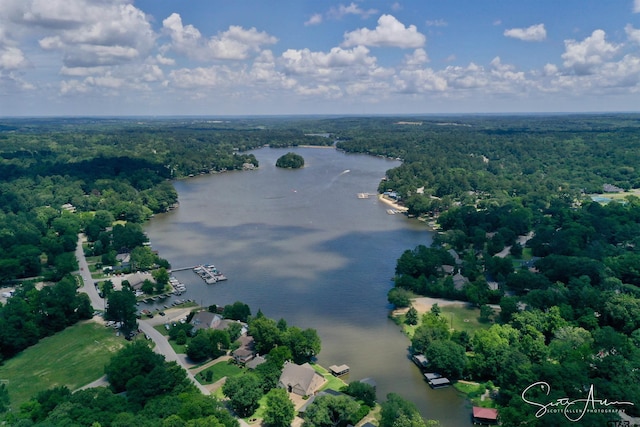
[
  {"left": 74, "top": 234, "right": 254, "bottom": 426},
  {"left": 74, "top": 234, "right": 210, "bottom": 396},
  {"left": 137, "top": 319, "right": 210, "bottom": 395},
  {"left": 75, "top": 234, "right": 104, "bottom": 311}
]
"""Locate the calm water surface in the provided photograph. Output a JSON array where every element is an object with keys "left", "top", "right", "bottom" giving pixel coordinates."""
[{"left": 144, "top": 147, "right": 472, "bottom": 426}]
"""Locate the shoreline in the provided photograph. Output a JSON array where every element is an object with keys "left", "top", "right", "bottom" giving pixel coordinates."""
[{"left": 378, "top": 194, "right": 409, "bottom": 212}]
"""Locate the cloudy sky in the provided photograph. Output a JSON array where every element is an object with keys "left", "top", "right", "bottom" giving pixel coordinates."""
[{"left": 2, "top": 0, "right": 640, "bottom": 116}]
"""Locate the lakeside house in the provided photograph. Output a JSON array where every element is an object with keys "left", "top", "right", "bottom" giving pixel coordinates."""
[
  {"left": 472, "top": 406, "right": 499, "bottom": 425},
  {"left": 232, "top": 335, "right": 257, "bottom": 365},
  {"left": 127, "top": 271, "right": 152, "bottom": 290},
  {"left": 278, "top": 362, "right": 325, "bottom": 397},
  {"left": 190, "top": 311, "right": 222, "bottom": 333}
]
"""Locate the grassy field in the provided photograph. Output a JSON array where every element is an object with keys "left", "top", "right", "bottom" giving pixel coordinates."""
[
  {"left": 439, "top": 305, "right": 493, "bottom": 333},
  {"left": 0, "top": 321, "right": 125, "bottom": 411},
  {"left": 400, "top": 304, "right": 493, "bottom": 338},
  {"left": 195, "top": 361, "right": 242, "bottom": 384}
]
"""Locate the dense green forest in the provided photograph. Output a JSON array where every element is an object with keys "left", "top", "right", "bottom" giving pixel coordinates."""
[{"left": 2, "top": 115, "right": 640, "bottom": 426}]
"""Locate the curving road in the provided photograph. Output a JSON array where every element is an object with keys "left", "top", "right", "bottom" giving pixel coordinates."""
[{"left": 74, "top": 234, "right": 210, "bottom": 396}]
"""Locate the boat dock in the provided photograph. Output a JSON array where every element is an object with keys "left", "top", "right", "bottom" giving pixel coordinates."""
[
  {"left": 329, "top": 364, "right": 350, "bottom": 376},
  {"left": 357, "top": 193, "right": 374, "bottom": 199},
  {"left": 193, "top": 264, "right": 227, "bottom": 284},
  {"left": 424, "top": 373, "right": 451, "bottom": 388},
  {"left": 169, "top": 276, "right": 186, "bottom": 294},
  {"left": 170, "top": 266, "right": 196, "bottom": 272}
]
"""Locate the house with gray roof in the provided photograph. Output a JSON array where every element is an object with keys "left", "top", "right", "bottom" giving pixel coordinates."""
[
  {"left": 190, "top": 311, "right": 222, "bottom": 333},
  {"left": 278, "top": 361, "right": 326, "bottom": 397}
]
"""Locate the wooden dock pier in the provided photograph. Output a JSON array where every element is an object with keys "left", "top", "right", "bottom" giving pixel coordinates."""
[{"left": 169, "top": 266, "right": 196, "bottom": 272}]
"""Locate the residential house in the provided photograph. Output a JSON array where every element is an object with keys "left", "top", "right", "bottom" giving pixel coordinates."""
[
  {"left": 190, "top": 311, "right": 222, "bottom": 333},
  {"left": 232, "top": 335, "right": 256, "bottom": 365},
  {"left": 127, "top": 271, "right": 152, "bottom": 290},
  {"left": 452, "top": 273, "right": 469, "bottom": 291},
  {"left": 447, "top": 249, "right": 463, "bottom": 266},
  {"left": 246, "top": 355, "right": 266, "bottom": 370},
  {"left": 441, "top": 264, "right": 455, "bottom": 275},
  {"left": 278, "top": 361, "right": 326, "bottom": 397}
]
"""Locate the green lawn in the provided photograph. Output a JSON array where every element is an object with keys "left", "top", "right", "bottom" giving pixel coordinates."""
[
  {"left": 400, "top": 304, "right": 493, "bottom": 338},
  {"left": 0, "top": 321, "right": 125, "bottom": 410},
  {"left": 453, "top": 381, "right": 498, "bottom": 408},
  {"left": 439, "top": 306, "right": 492, "bottom": 333},
  {"left": 312, "top": 364, "right": 347, "bottom": 392},
  {"left": 195, "top": 361, "right": 242, "bottom": 384}
]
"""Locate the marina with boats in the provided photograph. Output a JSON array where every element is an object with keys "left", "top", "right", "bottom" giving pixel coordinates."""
[
  {"left": 136, "top": 263, "right": 227, "bottom": 309},
  {"left": 193, "top": 264, "right": 227, "bottom": 284}
]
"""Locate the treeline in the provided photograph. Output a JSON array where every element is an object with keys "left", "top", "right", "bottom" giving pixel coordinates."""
[
  {"left": 0, "top": 277, "right": 93, "bottom": 362},
  {"left": 328, "top": 114, "right": 640, "bottom": 216}
]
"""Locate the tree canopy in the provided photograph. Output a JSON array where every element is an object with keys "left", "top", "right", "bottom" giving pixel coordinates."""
[{"left": 275, "top": 152, "right": 304, "bottom": 169}]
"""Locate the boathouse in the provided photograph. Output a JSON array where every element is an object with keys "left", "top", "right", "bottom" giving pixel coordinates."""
[
  {"left": 412, "top": 354, "right": 429, "bottom": 370},
  {"left": 329, "top": 364, "right": 350, "bottom": 376},
  {"left": 472, "top": 406, "right": 498, "bottom": 425},
  {"left": 424, "top": 372, "right": 441, "bottom": 381},
  {"left": 427, "top": 377, "right": 451, "bottom": 389}
]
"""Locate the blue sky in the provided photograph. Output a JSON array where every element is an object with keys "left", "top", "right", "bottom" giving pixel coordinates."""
[{"left": 1, "top": 0, "right": 640, "bottom": 116}]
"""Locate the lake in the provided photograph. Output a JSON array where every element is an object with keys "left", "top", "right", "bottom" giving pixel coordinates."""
[{"left": 143, "top": 146, "right": 472, "bottom": 426}]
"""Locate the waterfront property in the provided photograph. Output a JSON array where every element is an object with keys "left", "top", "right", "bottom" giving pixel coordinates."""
[
  {"left": 278, "top": 361, "right": 326, "bottom": 397},
  {"left": 190, "top": 311, "right": 222, "bottom": 333},
  {"left": 471, "top": 407, "right": 498, "bottom": 425}
]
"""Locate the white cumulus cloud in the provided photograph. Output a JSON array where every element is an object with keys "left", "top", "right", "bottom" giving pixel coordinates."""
[
  {"left": 0, "top": 29, "right": 29, "bottom": 71},
  {"left": 162, "top": 13, "right": 277, "bottom": 61},
  {"left": 634, "top": 0, "right": 640, "bottom": 13},
  {"left": 342, "top": 15, "right": 426, "bottom": 48},
  {"left": 328, "top": 3, "right": 378, "bottom": 20},
  {"left": 17, "top": 0, "right": 156, "bottom": 68},
  {"left": 504, "top": 24, "right": 547, "bottom": 41},
  {"left": 404, "top": 48, "right": 429, "bottom": 66},
  {"left": 626, "top": 24, "right": 640, "bottom": 44},
  {"left": 281, "top": 45, "right": 377, "bottom": 76},
  {"left": 562, "top": 29, "right": 621, "bottom": 75},
  {"left": 305, "top": 13, "right": 323, "bottom": 26}
]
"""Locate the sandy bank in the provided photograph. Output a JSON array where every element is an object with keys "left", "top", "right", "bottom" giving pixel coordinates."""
[{"left": 378, "top": 194, "right": 408, "bottom": 212}]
